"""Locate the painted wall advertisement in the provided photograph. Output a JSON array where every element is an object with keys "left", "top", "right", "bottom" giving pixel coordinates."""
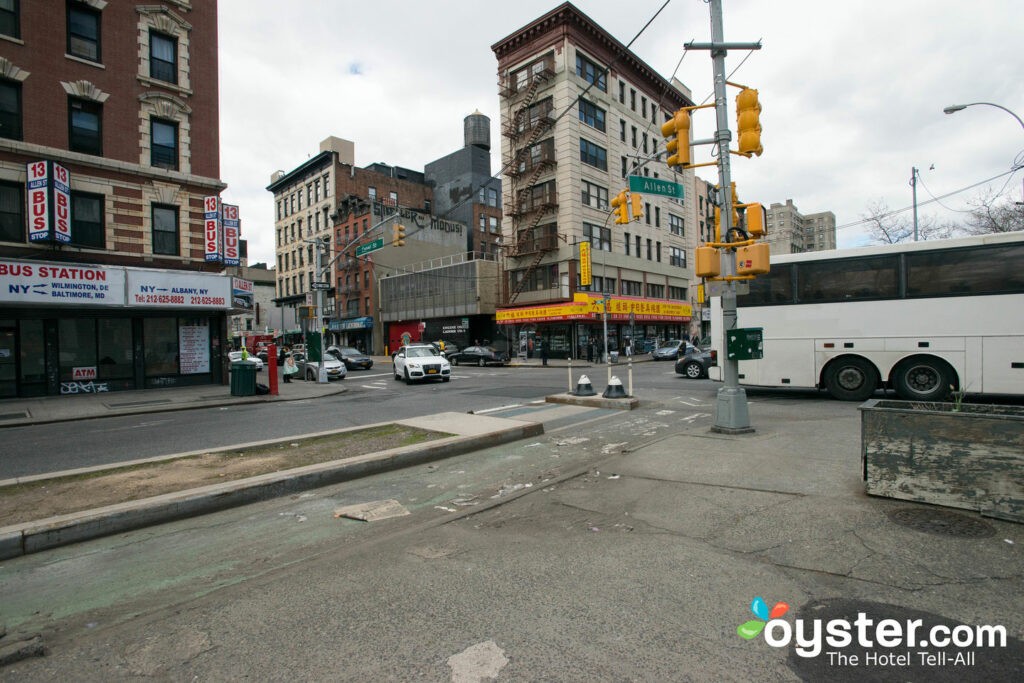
[{"left": 178, "top": 322, "right": 210, "bottom": 375}]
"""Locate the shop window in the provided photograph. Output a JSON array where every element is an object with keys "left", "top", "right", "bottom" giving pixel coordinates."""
[
  {"left": 144, "top": 317, "right": 178, "bottom": 376},
  {"left": 98, "top": 318, "right": 132, "bottom": 380},
  {"left": 0, "top": 180, "right": 23, "bottom": 242},
  {"left": 58, "top": 318, "right": 97, "bottom": 382},
  {"left": 70, "top": 191, "right": 104, "bottom": 249},
  {"left": 19, "top": 319, "right": 46, "bottom": 394}
]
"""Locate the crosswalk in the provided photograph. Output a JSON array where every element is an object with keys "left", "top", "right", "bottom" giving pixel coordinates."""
[{"left": 354, "top": 369, "right": 507, "bottom": 391}]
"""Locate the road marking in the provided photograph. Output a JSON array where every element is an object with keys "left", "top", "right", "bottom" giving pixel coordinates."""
[
  {"left": 91, "top": 418, "right": 172, "bottom": 433},
  {"left": 472, "top": 404, "right": 522, "bottom": 415},
  {"left": 682, "top": 412, "right": 711, "bottom": 423},
  {"left": 677, "top": 398, "right": 709, "bottom": 407},
  {"left": 361, "top": 385, "right": 386, "bottom": 390}
]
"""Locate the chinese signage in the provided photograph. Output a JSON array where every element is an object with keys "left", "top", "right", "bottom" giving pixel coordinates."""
[
  {"left": 0, "top": 260, "right": 125, "bottom": 305},
  {"left": 26, "top": 160, "right": 71, "bottom": 243},
  {"left": 497, "top": 296, "right": 691, "bottom": 325},
  {"left": 204, "top": 196, "right": 221, "bottom": 262},
  {"left": 222, "top": 204, "right": 240, "bottom": 266},
  {"left": 579, "top": 241, "right": 591, "bottom": 287}
]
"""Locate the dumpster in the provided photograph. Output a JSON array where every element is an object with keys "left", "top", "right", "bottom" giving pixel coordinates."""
[{"left": 230, "top": 360, "right": 258, "bottom": 396}]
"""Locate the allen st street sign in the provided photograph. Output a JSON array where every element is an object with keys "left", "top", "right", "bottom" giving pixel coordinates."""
[{"left": 628, "top": 176, "right": 685, "bottom": 199}]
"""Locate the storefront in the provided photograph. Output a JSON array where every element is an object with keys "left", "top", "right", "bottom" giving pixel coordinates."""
[
  {"left": 0, "top": 258, "right": 244, "bottom": 398},
  {"left": 496, "top": 293, "right": 691, "bottom": 360},
  {"left": 328, "top": 316, "right": 374, "bottom": 353}
]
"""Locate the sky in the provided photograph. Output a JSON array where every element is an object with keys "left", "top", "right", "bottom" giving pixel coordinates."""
[{"left": 217, "top": 0, "right": 1024, "bottom": 266}]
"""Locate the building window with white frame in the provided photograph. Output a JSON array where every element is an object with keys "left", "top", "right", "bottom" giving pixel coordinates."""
[
  {"left": 669, "top": 213, "right": 684, "bottom": 236},
  {"left": 583, "top": 222, "right": 610, "bottom": 251},
  {"left": 581, "top": 180, "right": 608, "bottom": 211}
]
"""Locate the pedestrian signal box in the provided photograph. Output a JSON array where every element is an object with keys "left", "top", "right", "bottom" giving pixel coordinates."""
[
  {"left": 695, "top": 246, "right": 721, "bottom": 278},
  {"left": 727, "top": 327, "right": 763, "bottom": 361},
  {"left": 736, "top": 242, "right": 770, "bottom": 275}
]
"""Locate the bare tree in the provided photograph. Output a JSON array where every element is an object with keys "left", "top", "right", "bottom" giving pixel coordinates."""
[
  {"left": 861, "top": 199, "right": 956, "bottom": 244},
  {"left": 964, "top": 186, "right": 1024, "bottom": 235}
]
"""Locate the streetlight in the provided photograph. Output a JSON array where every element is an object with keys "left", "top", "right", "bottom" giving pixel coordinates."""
[{"left": 943, "top": 102, "right": 1024, "bottom": 132}]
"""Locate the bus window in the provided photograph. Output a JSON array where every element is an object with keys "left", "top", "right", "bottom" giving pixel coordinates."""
[
  {"left": 737, "top": 264, "right": 793, "bottom": 306},
  {"left": 907, "top": 243, "right": 1024, "bottom": 297},
  {"left": 797, "top": 255, "right": 897, "bottom": 303}
]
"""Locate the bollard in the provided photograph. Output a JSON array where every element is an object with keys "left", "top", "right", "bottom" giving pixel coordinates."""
[
  {"left": 573, "top": 374, "right": 597, "bottom": 396},
  {"left": 628, "top": 354, "right": 633, "bottom": 397},
  {"left": 267, "top": 343, "right": 278, "bottom": 396},
  {"left": 568, "top": 356, "right": 573, "bottom": 393},
  {"left": 602, "top": 375, "right": 628, "bottom": 399}
]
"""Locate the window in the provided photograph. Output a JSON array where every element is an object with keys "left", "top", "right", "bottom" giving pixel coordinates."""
[
  {"left": 152, "top": 204, "right": 178, "bottom": 255},
  {"left": 0, "top": 180, "right": 23, "bottom": 242},
  {"left": 579, "top": 138, "right": 607, "bottom": 171},
  {"left": 737, "top": 264, "right": 793, "bottom": 306},
  {"left": 656, "top": 241, "right": 661, "bottom": 262},
  {"left": 630, "top": 89, "right": 636, "bottom": 111},
  {"left": 0, "top": 79, "right": 21, "bottom": 140},
  {"left": 631, "top": 126, "right": 637, "bottom": 148},
  {"left": 578, "top": 99, "right": 605, "bottom": 132},
  {"left": 425, "top": 199, "right": 432, "bottom": 212},
  {"left": 647, "top": 283, "right": 664, "bottom": 298},
  {"left": 480, "top": 215, "right": 485, "bottom": 232},
  {"left": 621, "top": 156, "right": 627, "bottom": 179},
  {"left": 69, "top": 98, "right": 102, "bottom": 155},
  {"left": 307, "top": 184, "right": 313, "bottom": 205},
  {"left": 641, "top": 96, "right": 647, "bottom": 118},
  {"left": 575, "top": 52, "right": 606, "bottom": 91},
  {"left": 0, "top": 0, "right": 19, "bottom": 39},
  {"left": 489, "top": 216, "right": 500, "bottom": 233},
  {"left": 645, "top": 203, "right": 651, "bottom": 225},
  {"left": 581, "top": 180, "right": 608, "bottom": 210},
  {"left": 619, "top": 81, "right": 625, "bottom": 104},
  {"left": 488, "top": 188, "right": 499, "bottom": 207},
  {"left": 150, "top": 118, "right": 178, "bottom": 170},
  {"left": 70, "top": 192, "right": 104, "bottom": 249},
  {"left": 619, "top": 119, "right": 626, "bottom": 142},
  {"left": 655, "top": 207, "right": 660, "bottom": 227},
  {"left": 314, "top": 180, "right": 321, "bottom": 202},
  {"left": 651, "top": 103, "right": 658, "bottom": 124},
  {"left": 797, "top": 256, "right": 897, "bottom": 303},
  {"left": 646, "top": 238, "right": 652, "bottom": 260},
  {"left": 276, "top": 200, "right": 282, "bottom": 221},
  {"left": 323, "top": 175, "right": 330, "bottom": 197},
  {"left": 583, "top": 222, "right": 610, "bottom": 251},
  {"left": 624, "top": 232, "right": 630, "bottom": 256},
  {"left": 389, "top": 191, "right": 398, "bottom": 203},
  {"left": 670, "top": 246, "right": 686, "bottom": 268},
  {"left": 67, "top": 2, "right": 101, "bottom": 62},
  {"left": 669, "top": 213, "right": 684, "bottom": 236},
  {"left": 669, "top": 286, "right": 687, "bottom": 301},
  {"left": 635, "top": 235, "right": 641, "bottom": 257},
  {"left": 368, "top": 186, "right": 376, "bottom": 201},
  {"left": 642, "top": 132, "right": 648, "bottom": 154},
  {"left": 621, "top": 279, "right": 642, "bottom": 296},
  {"left": 149, "top": 30, "right": 177, "bottom": 84}
]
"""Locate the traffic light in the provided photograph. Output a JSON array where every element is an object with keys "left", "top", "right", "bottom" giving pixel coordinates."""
[
  {"left": 392, "top": 223, "right": 406, "bottom": 247},
  {"left": 661, "top": 108, "right": 691, "bottom": 167},
  {"left": 298, "top": 305, "right": 316, "bottom": 319},
  {"left": 611, "top": 190, "right": 629, "bottom": 224},
  {"left": 738, "top": 202, "right": 768, "bottom": 237},
  {"left": 630, "top": 193, "right": 643, "bottom": 221},
  {"left": 736, "top": 242, "right": 770, "bottom": 275},
  {"left": 735, "top": 88, "right": 763, "bottom": 157},
  {"left": 696, "top": 246, "right": 721, "bottom": 278}
]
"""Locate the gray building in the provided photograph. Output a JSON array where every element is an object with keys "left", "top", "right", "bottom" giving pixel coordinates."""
[{"left": 765, "top": 199, "right": 837, "bottom": 254}]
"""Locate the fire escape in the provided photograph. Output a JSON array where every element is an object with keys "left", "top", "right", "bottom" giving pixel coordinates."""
[{"left": 500, "top": 65, "right": 559, "bottom": 305}]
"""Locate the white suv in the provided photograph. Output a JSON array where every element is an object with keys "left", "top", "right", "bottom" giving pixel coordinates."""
[{"left": 393, "top": 344, "right": 451, "bottom": 384}]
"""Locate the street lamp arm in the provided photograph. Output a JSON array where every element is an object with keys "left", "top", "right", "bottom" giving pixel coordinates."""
[{"left": 944, "top": 102, "right": 1024, "bottom": 132}]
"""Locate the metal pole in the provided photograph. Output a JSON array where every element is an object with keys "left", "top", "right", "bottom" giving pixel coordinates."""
[
  {"left": 628, "top": 354, "right": 633, "bottom": 397},
  {"left": 708, "top": 0, "right": 752, "bottom": 433},
  {"left": 603, "top": 297, "right": 610, "bottom": 385},
  {"left": 316, "top": 240, "right": 327, "bottom": 383},
  {"left": 911, "top": 167, "right": 919, "bottom": 242},
  {"left": 568, "top": 355, "right": 573, "bottom": 393}
]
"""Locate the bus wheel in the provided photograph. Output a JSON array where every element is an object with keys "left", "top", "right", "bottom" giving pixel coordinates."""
[
  {"left": 824, "top": 357, "right": 877, "bottom": 401},
  {"left": 894, "top": 358, "right": 950, "bottom": 402}
]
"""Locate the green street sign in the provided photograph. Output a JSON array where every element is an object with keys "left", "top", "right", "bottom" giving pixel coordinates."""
[
  {"left": 628, "top": 176, "right": 685, "bottom": 199},
  {"left": 355, "top": 238, "right": 384, "bottom": 257}
]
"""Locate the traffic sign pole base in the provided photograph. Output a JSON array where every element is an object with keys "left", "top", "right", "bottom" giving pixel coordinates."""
[{"left": 711, "top": 386, "right": 755, "bottom": 434}]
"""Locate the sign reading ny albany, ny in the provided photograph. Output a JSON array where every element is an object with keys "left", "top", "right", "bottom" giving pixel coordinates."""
[
  {"left": 27, "top": 160, "right": 71, "bottom": 243},
  {"left": 628, "top": 176, "right": 685, "bottom": 200}
]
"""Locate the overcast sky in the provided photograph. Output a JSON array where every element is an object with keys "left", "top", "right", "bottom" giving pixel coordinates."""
[{"left": 218, "top": 0, "right": 1024, "bottom": 265}]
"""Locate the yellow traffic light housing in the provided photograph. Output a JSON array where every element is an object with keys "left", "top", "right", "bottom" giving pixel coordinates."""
[
  {"left": 696, "top": 246, "right": 721, "bottom": 278},
  {"left": 611, "top": 190, "right": 629, "bottom": 224},
  {"left": 661, "top": 108, "right": 691, "bottom": 167},
  {"left": 735, "top": 88, "right": 763, "bottom": 157},
  {"left": 392, "top": 223, "right": 406, "bottom": 247},
  {"left": 736, "top": 243, "right": 770, "bottom": 275},
  {"left": 630, "top": 193, "right": 643, "bottom": 222},
  {"left": 738, "top": 202, "right": 768, "bottom": 237}
]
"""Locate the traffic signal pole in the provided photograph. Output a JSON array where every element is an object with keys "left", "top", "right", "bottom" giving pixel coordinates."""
[{"left": 687, "top": 0, "right": 760, "bottom": 433}]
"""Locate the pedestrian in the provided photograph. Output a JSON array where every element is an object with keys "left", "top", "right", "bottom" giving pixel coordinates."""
[
  {"left": 282, "top": 353, "right": 298, "bottom": 383},
  {"left": 587, "top": 336, "right": 594, "bottom": 363},
  {"left": 624, "top": 337, "right": 632, "bottom": 357},
  {"left": 540, "top": 338, "right": 549, "bottom": 366}
]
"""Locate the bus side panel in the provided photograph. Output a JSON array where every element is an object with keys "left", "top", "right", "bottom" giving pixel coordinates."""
[
  {"left": 983, "top": 337, "right": 1024, "bottom": 394},
  {"left": 757, "top": 339, "right": 816, "bottom": 387}
]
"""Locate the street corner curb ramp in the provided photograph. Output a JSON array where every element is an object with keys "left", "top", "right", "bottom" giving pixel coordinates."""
[{"left": 0, "top": 412, "right": 543, "bottom": 561}]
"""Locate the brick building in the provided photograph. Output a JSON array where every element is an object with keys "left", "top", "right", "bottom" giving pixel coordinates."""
[{"left": 0, "top": 1, "right": 235, "bottom": 399}]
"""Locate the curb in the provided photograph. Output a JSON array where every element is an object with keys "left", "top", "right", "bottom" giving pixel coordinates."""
[
  {"left": 545, "top": 392, "right": 640, "bottom": 411},
  {"left": 0, "top": 418, "right": 543, "bottom": 561}
]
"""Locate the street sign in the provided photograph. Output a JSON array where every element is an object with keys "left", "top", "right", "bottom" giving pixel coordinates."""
[
  {"left": 311, "top": 282, "right": 331, "bottom": 290},
  {"left": 355, "top": 238, "right": 384, "bottom": 257},
  {"left": 579, "top": 241, "right": 591, "bottom": 287},
  {"left": 705, "top": 280, "right": 750, "bottom": 298},
  {"left": 628, "top": 176, "right": 685, "bottom": 199}
]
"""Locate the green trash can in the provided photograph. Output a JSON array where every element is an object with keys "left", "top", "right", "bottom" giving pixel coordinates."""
[{"left": 230, "top": 360, "right": 258, "bottom": 396}]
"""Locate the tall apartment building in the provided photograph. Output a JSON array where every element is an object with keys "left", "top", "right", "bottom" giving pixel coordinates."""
[
  {"left": 0, "top": 1, "right": 237, "bottom": 399},
  {"left": 492, "top": 2, "right": 699, "bottom": 358},
  {"left": 765, "top": 199, "right": 837, "bottom": 254}
]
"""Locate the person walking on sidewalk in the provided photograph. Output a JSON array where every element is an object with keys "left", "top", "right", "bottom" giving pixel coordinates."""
[
  {"left": 624, "top": 337, "right": 632, "bottom": 358},
  {"left": 540, "top": 339, "right": 549, "bottom": 366},
  {"left": 282, "top": 353, "right": 298, "bottom": 383}
]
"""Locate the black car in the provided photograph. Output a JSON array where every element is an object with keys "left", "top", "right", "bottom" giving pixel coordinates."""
[
  {"left": 674, "top": 344, "right": 717, "bottom": 379},
  {"left": 326, "top": 346, "right": 373, "bottom": 370},
  {"left": 447, "top": 345, "right": 508, "bottom": 367},
  {"left": 257, "top": 345, "right": 288, "bottom": 366}
]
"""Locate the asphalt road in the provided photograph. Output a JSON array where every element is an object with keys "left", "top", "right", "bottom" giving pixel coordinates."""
[{"left": 0, "top": 361, "right": 708, "bottom": 478}]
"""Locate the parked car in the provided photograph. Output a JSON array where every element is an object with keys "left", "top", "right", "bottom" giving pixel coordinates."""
[
  {"left": 651, "top": 339, "right": 684, "bottom": 361},
  {"left": 327, "top": 346, "right": 373, "bottom": 370},
  {"left": 393, "top": 344, "right": 451, "bottom": 383},
  {"left": 257, "top": 346, "right": 289, "bottom": 366},
  {"left": 228, "top": 351, "right": 263, "bottom": 371},
  {"left": 674, "top": 344, "right": 717, "bottom": 379},
  {"left": 297, "top": 354, "right": 347, "bottom": 381},
  {"left": 446, "top": 345, "right": 508, "bottom": 367},
  {"left": 290, "top": 343, "right": 306, "bottom": 355}
]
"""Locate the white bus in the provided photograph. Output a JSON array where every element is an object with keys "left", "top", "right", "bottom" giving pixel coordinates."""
[{"left": 708, "top": 232, "right": 1024, "bottom": 401}]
